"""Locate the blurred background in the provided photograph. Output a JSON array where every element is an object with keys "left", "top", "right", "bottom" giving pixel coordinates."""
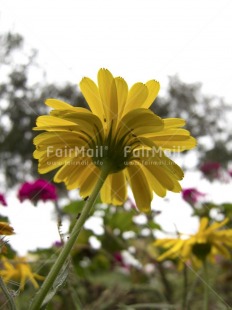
[
  {"left": 0, "top": 0, "right": 232, "bottom": 308},
  {"left": 1, "top": 0, "right": 231, "bottom": 253}
]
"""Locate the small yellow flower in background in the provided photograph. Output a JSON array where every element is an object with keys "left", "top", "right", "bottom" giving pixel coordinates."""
[
  {"left": 0, "top": 221, "right": 14, "bottom": 235},
  {"left": 33, "top": 69, "right": 196, "bottom": 212},
  {"left": 151, "top": 217, "right": 232, "bottom": 269},
  {"left": 0, "top": 257, "right": 45, "bottom": 290},
  {"left": 0, "top": 222, "right": 14, "bottom": 255}
]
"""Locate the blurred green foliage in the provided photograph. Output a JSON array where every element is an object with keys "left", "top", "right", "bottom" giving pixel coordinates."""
[{"left": 1, "top": 197, "right": 232, "bottom": 309}]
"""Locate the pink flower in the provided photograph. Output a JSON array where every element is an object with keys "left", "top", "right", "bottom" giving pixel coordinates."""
[
  {"left": 53, "top": 241, "right": 64, "bottom": 247},
  {"left": 182, "top": 188, "right": 205, "bottom": 205},
  {"left": 18, "top": 179, "right": 57, "bottom": 204},
  {"left": 127, "top": 198, "right": 137, "bottom": 210},
  {"left": 200, "top": 162, "right": 221, "bottom": 180},
  {"left": 113, "top": 252, "right": 129, "bottom": 270},
  {"left": 0, "top": 194, "right": 7, "bottom": 206}
]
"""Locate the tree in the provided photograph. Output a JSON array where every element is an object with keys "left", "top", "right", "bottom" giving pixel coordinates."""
[{"left": 0, "top": 32, "right": 86, "bottom": 187}]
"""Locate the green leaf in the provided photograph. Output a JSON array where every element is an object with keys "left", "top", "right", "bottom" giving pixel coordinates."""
[
  {"left": 106, "top": 210, "right": 135, "bottom": 232},
  {"left": 76, "top": 229, "right": 92, "bottom": 245},
  {"left": 62, "top": 200, "right": 85, "bottom": 214},
  {"left": 63, "top": 197, "right": 102, "bottom": 215},
  {"left": 41, "top": 259, "right": 70, "bottom": 309},
  {"left": 88, "top": 271, "right": 130, "bottom": 288},
  {"left": 221, "top": 203, "right": 232, "bottom": 213},
  {"left": 147, "top": 221, "right": 162, "bottom": 230},
  {"left": 0, "top": 277, "right": 17, "bottom": 310}
]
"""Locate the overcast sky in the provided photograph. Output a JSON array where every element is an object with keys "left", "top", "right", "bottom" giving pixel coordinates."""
[
  {"left": 1, "top": 0, "right": 232, "bottom": 100},
  {"left": 1, "top": 0, "right": 232, "bottom": 254}
]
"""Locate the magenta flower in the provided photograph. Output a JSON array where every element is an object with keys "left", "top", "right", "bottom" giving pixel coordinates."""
[
  {"left": 0, "top": 194, "right": 7, "bottom": 206},
  {"left": 18, "top": 179, "right": 57, "bottom": 204},
  {"left": 200, "top": 162, "right": 221, "bottom": 180},
  {"left": 113, "top": 252, "right": 129, "bottom": 270},
  {"left": 182, "top": 188, "right": 205, "bottom": 205},
  {"left": 53, "top": 241, "right": 64, "bottom": 247}
]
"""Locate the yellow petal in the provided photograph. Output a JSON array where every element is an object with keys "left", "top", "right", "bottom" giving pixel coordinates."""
[
  {"left": 151, "top": 135, "right": 196, "bottom": 151},
  {"left": 205, "top": 218, "right": 229, "bottom": 234},
  {"left": 100, "top": 175, "right": 113, "bottom": 204},
  {"left": 34, "top": 113, "right": 103, "bottom": 139},
  {"left": 141, "top": 80, "right": 160, "bottom": 109},
  {"left": 100, "top": 172, "right": 127, "bottom": 205},
  {"left": 144, "top": 162, "right": 182, "bottom": 192},
  {"left": 54, "top": 157, "right": 92, "bottom": 190},
  {"left": 79, "top": 77, "right": 105, "bottom": 123},
  {"left": 198, "top": 217, "right": 209, "bottom": 233},
  {"left": 33, "top": 131, "right": 88, "bottom": 147},
  {"left": 115, "top": 77, "right": 128, "bottom": 120},
  {"left": 65, "top": 164, "right": 89, "bottom": 190},
  {"left": 157, "top": 239, "right": 184, "bottom": 261},
  {"left": 148, "top": 128, "right": 190, "bottom": 137},
  {"left": 45, "top": 98, "right": 80, "bottom": 111},
  {"left": 140, "top": 165, "right": 167, "bottom": 197},
  {"left": 36, "top": 115, "right": 76, "bottom": 127},
  {"left": 38, "top": 153, "right": 74, "bottom": 174},
  {"left": 19, "top": 274, "right": 26, "bottom": 290},
  {"left": 79, "top": 165, "right": 101, "bottom": 198},
  {"left": 53, "top": 160, "right": 79, "bottom": 183},
  {"left": 137, "top": 146, "right": 184, "bottom": 180},
  {"left": 163, "top": 118, "right": 186, "bottom": 128},
  {"left": 191, "top": 255, "right": 202, "bottom": 269},
  {"left": 153, "top": 238, "right": 178, "bottom": 248},
  {"left": 126, "top": 162, "right": 153, "bottom": 212},
  {"left": 212, "top": 242, "right": 231, "bottom": 259},
  {"left": 117, "top": 109, "right": 163, "bottom": 140},
  {"left": 111, "top": 171, "right": 127, "bottom": 205},
  {"left": 181, "top": 238, "right": 195, "bottom": 258},
  {"left": 0, "top": 222, "right": 14, "bottom": 235},
  {"left": 98, "top": 68, "right": 118, "bottom": 124},
  {"left": 59, "top": 112, "right": 104, "bottom": 136},
  {"left": 123, "top": 83, "right": 148, "bottom": 115},
  {"left": 50, "top": 107, "right": 91, "bottom": 118}
]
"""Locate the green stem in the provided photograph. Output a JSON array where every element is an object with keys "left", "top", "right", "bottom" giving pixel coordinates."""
[
  {"left": 182, "top": 264, "right": 188, "bottom": 310},
  {"left": 203, "top": 260, "right": 209, "bottom": 310},
  {"left": 0, "top": 276, "right": 16, "bottom": 310},
  {"left": 29, "top": 163, "right": 111, "bottom": 310},
  {"left": 156, "top": 262, "right": 173, "bottom": 303},
  {"left": 186, "top": 269, "right": 202, "bottom": 309}
]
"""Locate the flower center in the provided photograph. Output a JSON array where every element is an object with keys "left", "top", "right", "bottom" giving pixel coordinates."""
[
  {"left": 192, "top": 242, "right": 212, "bottom": 261},
  {"left": 92, "top": 142, "right": 132, "bottom": 173},
  {"left": 91, "top": 124, "right": 133, "bottom": 173}
]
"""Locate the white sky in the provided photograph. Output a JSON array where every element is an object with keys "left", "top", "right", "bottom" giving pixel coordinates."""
[
  {"left": 1, "top": 0, "right": 232, "bottom": 254},
  {"left": 1, "top": 0, "right": 232, "bottom": 99}
]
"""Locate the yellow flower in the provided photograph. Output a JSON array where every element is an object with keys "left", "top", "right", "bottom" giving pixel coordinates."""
[
  {"left": 0, "top": 221, "right": 14, "bottom": 235},
  {"left": 152, "top": 217, "right": 232, "bottom": 269},
  {"left": 33, "top": 69, "right": 196, "bottom": 212},
  {"left": 0, "top": 257, "right": 45, "bottom": 290}
]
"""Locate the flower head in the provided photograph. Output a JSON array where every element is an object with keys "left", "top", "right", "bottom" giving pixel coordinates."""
[
  {"left": 182, "top": 188, "right": 205, "bottom": 205},
  {"left": 152, "top": 217, "right": 232, "bottom": 269},
  {"left": 33, "top": 69, "right": 196, "bottom": 212},
  {"left": 0, "top": 193, "right": 7, "bottom": 206},
  {"left": 53, "top": 240, "right": 64, "bottom": 247},
  {"left": 200, "top": 162, "right": 221, "bottom": 181},
  {"left": 113, "top": 251, "right": 130, "bottom": 270},
  {"left": 18, "top": 179, "right": 57, "bottom": 203},
  {"left": 0, "top": 222, "right": 14, "bottom": 235},
  {"left": 0, "top": 257, "right": 45, "bottom": 290}
]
